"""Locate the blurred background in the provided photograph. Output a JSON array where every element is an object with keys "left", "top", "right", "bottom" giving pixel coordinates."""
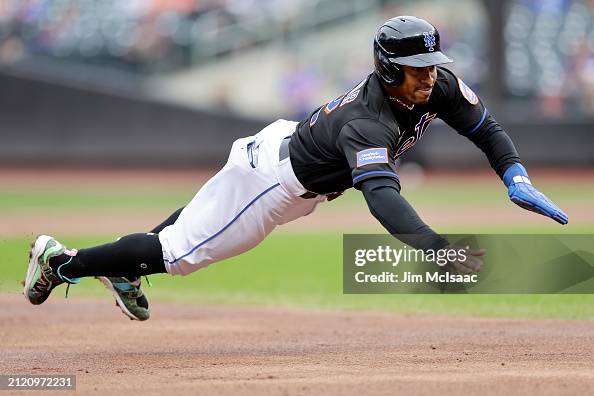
[
  {"left": 0, "top": 0, "right": 593, "bottom": 166},
  {"left": 1, "top": 0, "right": 593, "bottom": 317}
]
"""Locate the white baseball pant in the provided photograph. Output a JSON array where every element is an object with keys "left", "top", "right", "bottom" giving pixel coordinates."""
[{"left": 159, "top": 119, "right": 325, "bottom": 276}]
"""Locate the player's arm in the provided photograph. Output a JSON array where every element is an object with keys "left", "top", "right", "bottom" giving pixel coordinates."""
[
  {"left": 359, "top": 176, "right": 447, "bottom": 250},
  {"left": 335, "top": 120, "right": 433, "bottom": 248},
  {"left": 359, "top": 177, "right": 483, "bottom": 273},
  {"left": 337, "top": 121, "right": 449, "bottom": 252},
  {"left": 465, "top": 115, "right": 568, "bottom": 225},
  {"left": 437, "top": 69, "right": 568, "bottom": 225}
]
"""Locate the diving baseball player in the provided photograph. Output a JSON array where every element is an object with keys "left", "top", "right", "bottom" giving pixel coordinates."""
[{"left": 23, "top": 16, "right": 568, "bottom": 320}]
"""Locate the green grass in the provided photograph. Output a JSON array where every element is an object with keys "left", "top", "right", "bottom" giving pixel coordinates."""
[
  {"left": 326, "top": 182, "right": 594, "bottom": 208},
  {"left": 4, "top": 233, "right": 594, "bottom": 320},
  {"left": 3, "top": 178, "right": 592, "bottom": 214},
  {"left": 2, "top": 173, "right": 593, "bottom": 320}
]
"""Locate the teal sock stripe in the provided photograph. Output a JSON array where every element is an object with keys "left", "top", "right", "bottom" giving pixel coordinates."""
[
  {"left": 114, "top": 282, "right": 134, "bottom": 291},
  {"left": 56, "top": 258, "right": 81, "bottom": 284}
]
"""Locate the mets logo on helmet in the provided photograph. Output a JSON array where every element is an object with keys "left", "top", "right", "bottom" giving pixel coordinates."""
[{"left": 423, "top": 31, "right": 436, "bottom": 52}]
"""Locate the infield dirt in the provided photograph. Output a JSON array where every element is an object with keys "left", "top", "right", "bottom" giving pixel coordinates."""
[{"left": 1, "top": 294, "right": 593, "bottom": 395}]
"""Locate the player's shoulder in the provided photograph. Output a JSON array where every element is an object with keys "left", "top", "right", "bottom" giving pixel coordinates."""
[
  {"left": 337, "top": 74, "right": 396, "bottom": 132},
  {"left": 350, "top": 72, "right": 387, "bottom": 116},
  {"left": 432, "top": 66, "right": 480, "bottom": 106},
  {"left": 435, "top": 66, "right": 460, "bottom": 93}
]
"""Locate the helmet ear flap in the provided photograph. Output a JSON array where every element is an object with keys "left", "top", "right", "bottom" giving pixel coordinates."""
[
  {"left": 391, "top": 63, "right": 404, "bottom": 86},
  {"left": 373, "top": 39, "right": 404, "bottom": 86}
]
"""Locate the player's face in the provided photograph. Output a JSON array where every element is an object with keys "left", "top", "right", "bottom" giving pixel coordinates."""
[{"left": 389, "top": 65, "right": 437, "bottom": 106}]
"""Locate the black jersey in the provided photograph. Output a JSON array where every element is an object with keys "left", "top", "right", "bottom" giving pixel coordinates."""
[{"left": 289, "top": 67, "right": 488, "bottom": 194}]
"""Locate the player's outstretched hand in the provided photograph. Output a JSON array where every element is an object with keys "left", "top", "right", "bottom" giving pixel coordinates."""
[
  {"left": 444, "top": 246, "right": 485, "bottom": 274},
  {"left": 508, "top": 182, "right": 569, "bottom": 225},
  {"left": 503, "top": 163, "right": 568, "bottom": 225}
]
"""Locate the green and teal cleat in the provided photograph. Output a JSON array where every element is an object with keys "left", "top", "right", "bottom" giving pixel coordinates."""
[
  {"left": 24, "top": 235, "right": 80, "bottom": 305},
  {"left": 97, "top": 277, "right": 150, "bottom": 321}
]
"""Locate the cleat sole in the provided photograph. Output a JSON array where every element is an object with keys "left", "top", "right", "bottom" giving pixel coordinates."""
[
  {"left": 23, "top": 235, "right": 53, "bottom": 304},
  {"left": 97, "top": 276, "right": 142, "bottom": 321}
]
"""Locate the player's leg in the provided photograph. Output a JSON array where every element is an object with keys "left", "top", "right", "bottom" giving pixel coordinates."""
[
  {"left": 159, "top": 120, "right": 324, "bottom": 276},
  {"left": 24, "top": 120, "right": 322, "bottom": 305},
  {"left": 24, "top": 232, "right": 166, "bottom": 305},
  {"left": 23, "top": 162, "right": 259, "bottom": 306},
  {"left": 97, "top": 207, "right": 185, "bottom": 320},
  {"left": 150, "top": 207, "right": 185, "bottom": 234}
]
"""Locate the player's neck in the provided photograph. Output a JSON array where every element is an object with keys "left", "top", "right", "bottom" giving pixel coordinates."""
[
  {"left": 380, "top": 82, "right": 415, "bottom": 111},
  {"left": 389, "top": 97, "right": 415, "bottom": 111}
]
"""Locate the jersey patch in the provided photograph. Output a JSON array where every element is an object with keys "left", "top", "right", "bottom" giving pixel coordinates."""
[
  {"left": 309, "top": 107, "right": 322, "bottom": 127},
  {"left": 340, "top": 79, "right": 366, "bottom": 107},
  {"left": 324, "top": 96, "right": 344, "bottom": 114},
  {"left": 356, "top": 148, "right": 388, "bottom": 167},
  {"left": 457, "top": 78, "right": 479, "bottom": 105}
]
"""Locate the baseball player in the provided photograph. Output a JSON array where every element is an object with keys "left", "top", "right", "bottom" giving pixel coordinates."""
[{"left": 23, "top": 16, "right": 568, "bottom": 320}]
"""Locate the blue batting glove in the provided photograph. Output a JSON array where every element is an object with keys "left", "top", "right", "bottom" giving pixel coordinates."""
[{"left": 503, "top": 164, "right": 569, "bottom": 225}]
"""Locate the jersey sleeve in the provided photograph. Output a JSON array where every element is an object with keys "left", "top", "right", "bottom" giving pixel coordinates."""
[
  {"left": 434, "top": 68, "right": 488, "bottom": 137},
  {"left": 433, "top": 67, "right": 522, "bottom": 178},
  {"left": 336, "top": 119, "right": 399, "bottom": 189}
]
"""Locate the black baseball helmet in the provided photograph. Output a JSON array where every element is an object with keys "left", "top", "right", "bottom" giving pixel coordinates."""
[{"left": 373, "top": 16, "right": 453, "bottom": 86}]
